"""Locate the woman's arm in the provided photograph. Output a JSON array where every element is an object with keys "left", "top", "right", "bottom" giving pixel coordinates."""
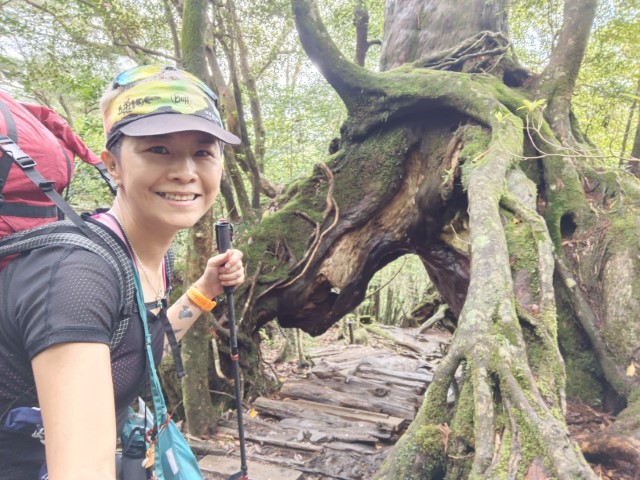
[
  {"left": 164, "top": 248, "right": 244, "bottom": 349},
  {"left": 32, "top": 342, "right": 116, "bottom": 480}
]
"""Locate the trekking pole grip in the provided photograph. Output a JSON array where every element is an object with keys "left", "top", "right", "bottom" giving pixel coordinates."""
[{"left": 215, "top": 220, "right": 235, "bottom": 294}]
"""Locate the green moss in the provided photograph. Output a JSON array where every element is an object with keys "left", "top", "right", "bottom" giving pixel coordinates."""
[
  {"left": 414, "top": 424, "right": 447, "bottom": 477},
  {"left": 502, "top": 209, "right": 540, "bottom": 298},
  {"left": 556, "top": 292, "right": 604, "bottom": 405},
  {"left": 510, "top": 409, "right": 547, "bottom": 474},
  {"left": 459, "top": 126, "right": 492, "bottom": 190},
  {"left": 608, "top": 213, "right": 640, "bottom": 253},
  {"left": 448, "top": 374, "right": 475, "bottom": 477}
]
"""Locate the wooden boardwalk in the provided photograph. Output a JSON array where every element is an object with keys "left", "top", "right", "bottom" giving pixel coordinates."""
[{"left": 195, "top": 325, "right": 452, "bottom": 480}]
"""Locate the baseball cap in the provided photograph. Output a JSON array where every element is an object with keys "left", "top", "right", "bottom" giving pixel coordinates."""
[{"left": 103, "top": 65, "right": 241, "bottom": 148}]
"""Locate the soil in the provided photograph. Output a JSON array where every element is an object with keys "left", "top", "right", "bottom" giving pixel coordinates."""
[{"left": 195, "top": 323, "right": 638, "bottom": 480}]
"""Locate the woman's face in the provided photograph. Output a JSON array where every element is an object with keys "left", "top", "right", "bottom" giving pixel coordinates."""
[{"left": 107, "top": 130, "right": 222, "bottom": 233}]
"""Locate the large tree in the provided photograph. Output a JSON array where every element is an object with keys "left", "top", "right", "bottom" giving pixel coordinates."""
[{"left": 232, "top": 0, "right": 640, "bottom": 478}]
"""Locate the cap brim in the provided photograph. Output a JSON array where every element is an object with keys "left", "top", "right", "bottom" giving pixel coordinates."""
[{"left": 119, "top": 113, "right": 241, "bottom": 145}]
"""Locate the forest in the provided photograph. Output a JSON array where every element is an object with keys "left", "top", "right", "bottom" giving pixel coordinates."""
[{"left": 1, "top": 0, "right": 639, "bottom": 478}]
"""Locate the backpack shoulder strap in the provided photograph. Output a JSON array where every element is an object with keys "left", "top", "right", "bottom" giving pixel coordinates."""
[
  {"left": 0, "top": 98, "right": 18, "bottom": 199},
  {"left": 0, "top": 220, "right": 136, "bottom": 350},
  {"left": 0, "top": 97, "right": 18, "bottom": 142}
]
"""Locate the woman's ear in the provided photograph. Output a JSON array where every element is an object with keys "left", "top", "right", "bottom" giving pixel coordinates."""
[{"left": 101, "top": 149, "right": 123, "bottom": 189}]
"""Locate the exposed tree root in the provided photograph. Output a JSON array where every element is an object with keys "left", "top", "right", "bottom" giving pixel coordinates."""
[
  {"left": 375, "top": 100, "right": 596, "bottom": 479},
  {"left": 554, "top": 254, "right": 634, "bottom": 398},
  {"left": 579, "top": 432, "right": 640, "bottom": 470}
]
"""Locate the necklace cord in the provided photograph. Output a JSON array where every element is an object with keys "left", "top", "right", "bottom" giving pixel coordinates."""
[{"left": 109, "top": 213, "right": 165, "bottom": 305}]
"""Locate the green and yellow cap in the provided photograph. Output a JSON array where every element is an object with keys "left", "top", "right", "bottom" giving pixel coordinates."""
[{"left": 103, "top": 65, "right": 240, "bottom": 148}]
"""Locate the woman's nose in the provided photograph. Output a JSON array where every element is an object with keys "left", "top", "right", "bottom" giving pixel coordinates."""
[{"left": 168, "top": 155, "right": 197, "bottom": 182}]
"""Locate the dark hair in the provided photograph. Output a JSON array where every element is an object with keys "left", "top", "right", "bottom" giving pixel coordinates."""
[{"left": 108, "top": 135, "right": 124, "bottom": 162}]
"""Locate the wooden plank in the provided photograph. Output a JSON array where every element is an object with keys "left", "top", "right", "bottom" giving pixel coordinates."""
[
  {"left": 322, "top": 441, "right": 380, "bottom": 454},
  {"left": 357, "top": 364, "right": 434, "bottom": 383},
  {"left": 354, "top": 371, "right": 428, "bottom": 393},
  {"left": 306, "top": 374, "right": 424, "bottom": 407},
  {"left": 279, "top": 381, "right": 416, "bottom": 420},
  {"left": 199, "top": 454, "right": 303, "bottom": 480},
  {"left": 252, "top": 397, "right": 393, "bottom": 439},
  {"left": 215, "top": 426, "right": 322, "bottom": 452},
  {"left": 290, "top": 398, "right": 405, "bottom": 431},
  {"left": 308, "top": 345, "right": 379, "bottom": 360},
  {"left": 277, "top": 418, "right": 379, "bottom": 444}
]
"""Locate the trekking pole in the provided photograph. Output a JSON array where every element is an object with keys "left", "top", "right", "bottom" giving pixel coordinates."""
[{"left": 215, "top": 220, "right": 249, "bottom": 480}]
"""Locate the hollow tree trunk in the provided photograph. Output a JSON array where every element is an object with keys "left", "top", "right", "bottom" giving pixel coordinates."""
[{"left": 233, "top": 0, "right": 640, "bottom": 477}]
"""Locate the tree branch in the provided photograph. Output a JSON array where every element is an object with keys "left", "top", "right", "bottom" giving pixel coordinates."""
[
  {"left": 291, "top": 0, "right": 376, "bottom": 110},
  {"left": 112, "top": 42, "right": 179, "bottom": 62},
  {"left": 535, "top": 0, "right": 598, "bottom": 144}
]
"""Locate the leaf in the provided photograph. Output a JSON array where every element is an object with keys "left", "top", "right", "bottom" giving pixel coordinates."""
[
  {"left": 517, "top": 99, "right": 547, "bottom": 112},
  {"left": 626, "top": 362, "right": 636, "bottom": 377},
  {"left": 438, "top": 423, "right": 450, "bottom": 453},
  {"left": 249, "top": 407, "right": 258, "bottom": 418}
]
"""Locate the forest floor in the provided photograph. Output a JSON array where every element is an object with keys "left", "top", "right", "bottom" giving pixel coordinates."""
[{"left": 193, "top": 323, "right": 638, "bottom": 480}]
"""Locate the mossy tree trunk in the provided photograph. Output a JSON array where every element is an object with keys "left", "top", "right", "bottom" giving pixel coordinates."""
[{"left": 230, "top": 0, "right": 640, "bottom": 478}]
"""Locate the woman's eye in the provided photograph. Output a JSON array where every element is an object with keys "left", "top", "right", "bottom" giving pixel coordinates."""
[
  {"left": 149, "top": 146, "right": 168, "bottom": 154},
  {"left": 195, "top": 149, "right": 215, "bottom": 157}
]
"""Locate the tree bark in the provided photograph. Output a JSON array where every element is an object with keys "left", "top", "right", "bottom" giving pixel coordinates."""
[
  {"left": 353, "top": 0, "right": 370, "bottom": 67},
  {"left": 380, "top": 0, "right": 509, "bottom": 70},
  {"left": 534, "top": 0, "right": 598, "bottom": 145},
  {"left": 205, "top": 45, "right": 255, "bottom": 221},
  {"left": 179, "top": 0, "right": 218, "bottom": 436}
]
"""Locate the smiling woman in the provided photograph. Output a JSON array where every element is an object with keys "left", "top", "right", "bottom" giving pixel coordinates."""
[
  {"left": 0, "top": 65, "right": 245, "bottom": 480},
  {"left": 105, "top": 131, "right": 223, "bottom": 235}
]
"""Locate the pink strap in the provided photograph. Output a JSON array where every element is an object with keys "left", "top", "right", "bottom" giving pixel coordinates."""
[{"left": 92, "top": 212, "right": 167, "bottom": 292}]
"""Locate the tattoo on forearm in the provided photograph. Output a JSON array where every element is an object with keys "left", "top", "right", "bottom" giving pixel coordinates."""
[{"left": 179, "top": 304, "right": 194, "bottom": 320}]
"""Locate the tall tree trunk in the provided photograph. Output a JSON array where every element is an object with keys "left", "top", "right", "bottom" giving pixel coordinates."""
[
  {"left": 179, "top": 0, "right": 218, "bottom": 436},
  {"left": 162, "top": 0, "right": 182, "bottom": 63},
  {"left": 228, "top": 0, "right": 267, "bottom": 172},
  {"left": 205, "top": 45, "right": 255, "bottom": 221},
  {"left": 380, "top": 0, "right": 509, "bottom": 70},
  {"left": 630, "top": 83, "right": 640, "bottom": 176}
]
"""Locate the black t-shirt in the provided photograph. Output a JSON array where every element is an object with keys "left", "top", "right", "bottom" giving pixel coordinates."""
[{"left": 0, "top": 242, "right": 165, "bottom": 478}]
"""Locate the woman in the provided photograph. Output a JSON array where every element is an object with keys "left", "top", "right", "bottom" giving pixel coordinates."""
[{"left": 0, "top": 65, "right": 244, "bottom": 479}]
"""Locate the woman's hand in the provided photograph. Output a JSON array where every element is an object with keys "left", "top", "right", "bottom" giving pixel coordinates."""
[{"left": 194, "top": 249, "right": 245, "bottom": 298}]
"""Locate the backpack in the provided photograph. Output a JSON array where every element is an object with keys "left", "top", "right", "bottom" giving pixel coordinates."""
[{"left": 0, "top": 91, "right": 116, "bottom": 235}]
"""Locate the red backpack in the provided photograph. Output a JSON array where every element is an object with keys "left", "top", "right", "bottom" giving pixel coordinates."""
[{"left": 0, "top": 90, "right": 116, "bottom": 236}]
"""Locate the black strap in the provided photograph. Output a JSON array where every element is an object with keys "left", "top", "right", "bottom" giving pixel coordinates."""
[
  {"left": 0, "top": 98, "right": 18, "bottom": 198},
  {"left": 94, "top": 163, "right": 118, "bottom": 195},
  {"left": 157, "top": 306, "right": 186, "bottom": 378},
  {"left": 0, "top": 98, "right": 18, "bottom": 142},
  {"left": 0, "top": 202, "right": 58, "bottom": 218},
  {"left": 0, "top": 136, "right": 97, "bottom": 240}
]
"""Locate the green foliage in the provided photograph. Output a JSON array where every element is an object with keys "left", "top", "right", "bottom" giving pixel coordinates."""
[
  {"left": 509, "top": 0, "right": 640, "bottom": 159},
  {"left": 363, "top": 255, "right": 432, "bottom": 325}
]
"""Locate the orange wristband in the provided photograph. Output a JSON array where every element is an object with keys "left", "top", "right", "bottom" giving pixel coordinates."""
[{"left": 186, "top": 285, "right": 217, "bottom": 312}]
